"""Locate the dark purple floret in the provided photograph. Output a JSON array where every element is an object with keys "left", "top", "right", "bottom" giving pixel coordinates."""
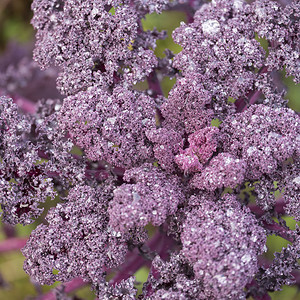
[
  {"left": 22, "top": 184, "right": 127, "bottom": 286},
  {"left": 0, "top": 96, "right": 56, "bottom": 225}
]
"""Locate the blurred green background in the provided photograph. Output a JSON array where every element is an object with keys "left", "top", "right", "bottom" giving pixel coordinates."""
[{"left": 0, "top": 1, "right": 299, "bottom": 299}]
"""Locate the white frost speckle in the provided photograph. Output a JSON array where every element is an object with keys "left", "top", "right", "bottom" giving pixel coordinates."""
[
  {"left": 241, "top": 254, "right": 251, "bottom": 264},
  {"left": 202, "top": 19, "right": 221, "bottom": 36},
  {"left": 292, "top": 176, "right": 300, "bottom": 185},
  {"left": 247, "top": 146, "right": 257, "bottom": 156},
  {"left": 233, "top": 0, "right": 244, "bottom": 10},
  {"left": 214, "top": 274, "right": 227, "bottom": 285}
]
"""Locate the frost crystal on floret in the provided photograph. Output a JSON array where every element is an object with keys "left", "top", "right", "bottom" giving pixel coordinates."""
[
  {"left": 220, "top": 105, "right": 299, "bottom": 179},
  {"left": 201, "top": 19, "right": 221, "bottom": 36},
  {"left": 191, "top": 152, "right": 246, "bottom": 191},
  {"left": 108, "top": 163, "right": 185, "bottom": 233},
  {"left": 58, "top": 86, "right": 156, "bottom": 168},
  {"left": 181, "top": 194, "right": 266, "bottom": 299},
  {"left": 0, "top": 96, "right": 56, "bottom": 225},
  {"left": 22, "top": 184, "right": 127, "bottom": 286}
]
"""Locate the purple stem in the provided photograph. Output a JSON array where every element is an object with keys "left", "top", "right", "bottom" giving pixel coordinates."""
[
  {"left": 110, "top": 248, "right": 150, "bottom": 285},
  {"left": 249, "top": 199, "right": 286, "bottom": 217},
  {"left": 168, "top": 2, "right": 194, "bottom": 23},
  {"left": 147, "top": 71, "right": 163, "bottom": 97},
  {"left": 249, "top": 199, "right": 293, "bottom": 242},
  {"left": 111, "top": 230, "right": 175, "bottom": 285},
  {"left": 247, "top": 280, "right": 272, "bottom": 300},
  {"left": 2, "top": 224, "right": 16, "bottom": 238},
  {"left": 0, "top": 238, "right": 27, "bottom": 252},
  {"left": 36, "top": 278, "right": 86, "bottom": 300},
  {"left": 242, "top": 90, "right": 262, "bottom": 112},
  {"left": 236, "top": 66, "right": 268, "bottom": 112}
]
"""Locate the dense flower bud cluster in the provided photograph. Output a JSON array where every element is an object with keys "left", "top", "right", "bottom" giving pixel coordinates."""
[
  {"left": 181, "top": 195, "right": 266, "bottom": 299},
  {"left": 220, "top": 104, "right": 299, "bottom": 179},
  {"left": 108, "top": 163, "right": 185, "bottom": 233},
  {"left": 31, "top": 0, "right": 166, "bottom": 95},
  {"left": 0, "top": 97, "right": 56, "bottom": 225},
  {"left": 191, "top": 152, "right": 247, "bottom": 191},
  {"left": 22, "top": 184, "right": 128, "bottom": 285},
  {"left": 58, "top": 86, "right": 156, "bottom": 167},
  {"left": 0, "top": 0, "right": 299, "bottom": 299}
]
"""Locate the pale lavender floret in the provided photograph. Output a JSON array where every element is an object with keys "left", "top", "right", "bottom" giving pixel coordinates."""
[
  {"left": 108, "top": 163, "right": 185, "bottom": 233},
  {"left": 175, "top": 126, "right": 219, "bottom": 173},
  {"left": 58, "top": 86, "right": 156, "bottom": 168},
  {"left": 191, "top": 153, "right": 246, "bottom": 191},
  {"left": 220, "top": 104, "right": 300, "bottom": 179},
  {"left": 0, "top": 96, "right": 56, "bottom": 225},
  {"left": 22, "top": 185, "right": 128, "bottom": 286},
  {"left": 31, "top": 0, "right": 159, "bottom": 95},
  {"left": 181, "top": 194, "right": 266, "bottom": 299}
]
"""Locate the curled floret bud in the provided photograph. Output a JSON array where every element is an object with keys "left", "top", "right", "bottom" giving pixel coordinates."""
[{"left": 175, "top": 127, "right": 219, "bottom": 173}]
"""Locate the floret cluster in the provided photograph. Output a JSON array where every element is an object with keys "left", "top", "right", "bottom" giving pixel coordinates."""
[{"left": 0, "top": 0, "right": 299, "bottom": 299}]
